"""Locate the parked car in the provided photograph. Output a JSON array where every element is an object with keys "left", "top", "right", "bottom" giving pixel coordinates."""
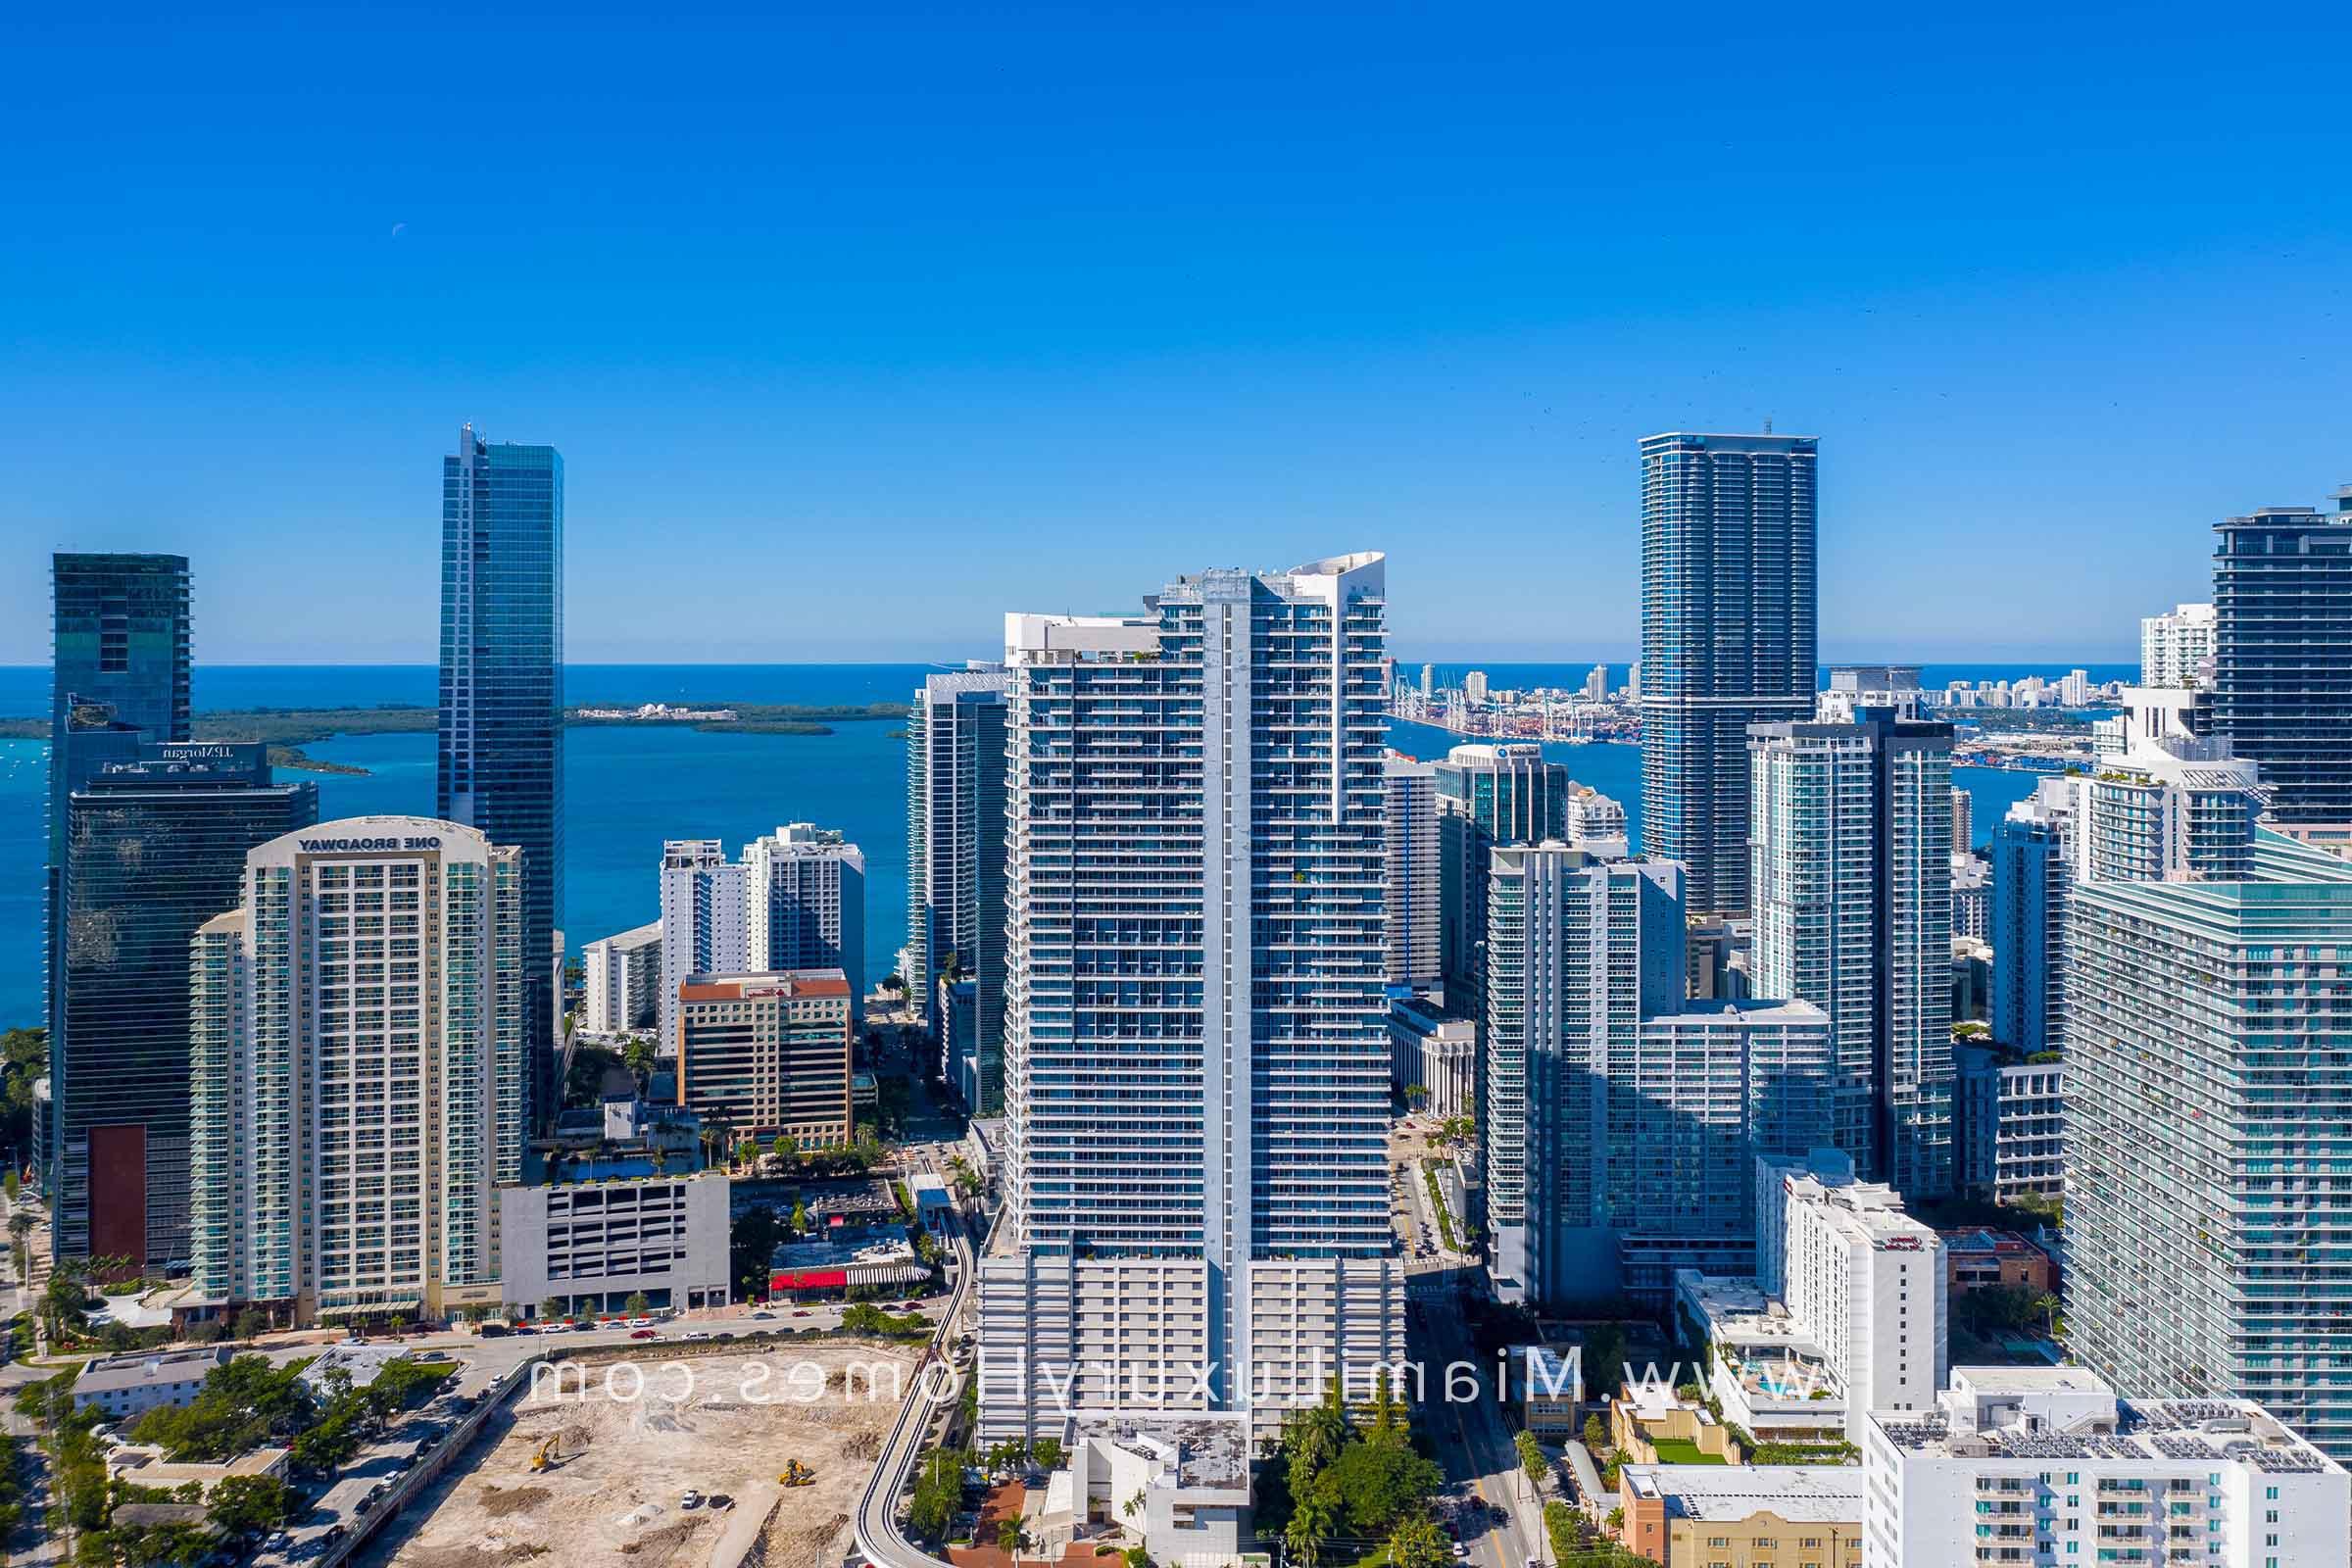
[{"left": 681, "top": 1490, "right": 705, "bottom": 1510}]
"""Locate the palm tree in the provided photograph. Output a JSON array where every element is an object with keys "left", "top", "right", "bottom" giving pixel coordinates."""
[{"left": 1284, "top": 1483, "right": 1334, "bottom": 1568}]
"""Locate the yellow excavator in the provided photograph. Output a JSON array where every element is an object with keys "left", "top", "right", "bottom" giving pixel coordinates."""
[
  {"left": 531, "top": 1435, "right": 563, "bottom": 1473},
  {"left": 780, "top": 1458, "right": 814, "bottom": 1487}
]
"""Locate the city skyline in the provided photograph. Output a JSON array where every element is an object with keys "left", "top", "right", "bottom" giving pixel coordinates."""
[{"left": 7, "top": 8, "right": 2352, "bottom": 662}]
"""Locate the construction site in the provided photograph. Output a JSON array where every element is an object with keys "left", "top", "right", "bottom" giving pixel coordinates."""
[{"left": 367, "top": 1345, "right": 919, "bottom": 1568}]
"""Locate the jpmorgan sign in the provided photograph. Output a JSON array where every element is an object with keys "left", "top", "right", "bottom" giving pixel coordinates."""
[{"left": 298, "top": 836, "right": 443, "bottom": 853}]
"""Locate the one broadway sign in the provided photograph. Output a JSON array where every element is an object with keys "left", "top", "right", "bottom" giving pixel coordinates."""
[{"left": 299, "top": 835, "right": 444, "bottom": 853}]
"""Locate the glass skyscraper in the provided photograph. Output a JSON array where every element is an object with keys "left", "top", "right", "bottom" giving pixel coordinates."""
[
  {"left": 1986, "top": 782, "right": 2071, "bottom": 1056},
  {"left": 439, "top": 426, "right": 563, "bottom": 1121},
  {"left": 2209, "top": 493, "right": 2352, "bottom": 830},
  {"left": 1640, "top": 432, "right": 1818, "bottom": 916},
  {"left": 1433, "top": 742, "right": 1570, "bottom": 1018},
  {"left": 975, "top": 554, "right": 1403, "bottom": 1442},
  {"left": 2065, "top": 831, "right": 2352, "bottom": 1459},
  {"left": 906, "top": 668, "right": 1011, "bottom": 1110},
  {"left": 48, "top": 558, "right": 193, "bottom": 965},
  {"left": 1750, "top": 695, "right": 1956, "bottom": 1199},
  {"left": 46, "top": 553, "right": 191, "bottom": 1212},
  {"left": 56, "top": 742, "right": 315, "bottom": 1266}
]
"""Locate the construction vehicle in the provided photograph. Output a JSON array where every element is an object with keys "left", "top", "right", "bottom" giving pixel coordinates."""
[
  {"left": 780, "top": 1458, "right": 815, "bottom": 1487},
  {"left": 530, "top": 1435, "right": 563, "bottom": 1473}
]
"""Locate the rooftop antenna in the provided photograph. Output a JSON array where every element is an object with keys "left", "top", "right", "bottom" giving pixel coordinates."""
[{"left": 1763, "top": 416, "right": 1774, "bottom": 433}]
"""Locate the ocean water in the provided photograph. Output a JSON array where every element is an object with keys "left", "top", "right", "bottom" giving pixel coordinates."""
[{"left": 0, "top": 661, "right": 2085, "bottom": 1029}]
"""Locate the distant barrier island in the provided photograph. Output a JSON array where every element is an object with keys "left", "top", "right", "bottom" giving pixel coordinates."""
[{"left": 0, "top": 700, "right": 908, "bottom": 774}]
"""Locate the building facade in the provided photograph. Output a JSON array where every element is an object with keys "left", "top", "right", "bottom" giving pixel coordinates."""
[
  {"left": 1389, "top": 994, "right": 1475, "bottom": 1120},
  {"left": 500, "top": 1173, "right": 731, "bottom": 1315},
  {"left": 742, "top": 823, "right": 866, "bottom": 1018},
  {"left": 1640, "top": 431, "right": 1818, "bottom": 916},
  {"left": 1434, "top": 742, "right": 1569, "bottom": 1015},
  {"left": 1481, "top": 843, "right": 1834, "bottom": 1304},
  {"left": 657, "top": 839, "right": 746, "bottom": 1051},
  {"left": 906, "top": 667, "right": 1011, "bottom": 1107},
  {"left": 1864, "top": 1369, "right": 2348, "bottom": 1568},
  {"left": 1751, "top": 698, "right": 1957, "bottom": 1198},
  {"left": 1616, "top": 1465, "right": 1864, "bottom": 1568},
  {"left": 54, "top": 743, "right": 315, "bottom": 1268},
  {"left": 975, "top": 554, "right": 1403, "bottom": 1442},
  {"left": 581, "top": 920, "right": 662, "bottom": 1036},
  {"left": 1756, "top": 1153, "right": 1949, "bottom": 1433},
  {"left": 1951, "top": 1044, "right": 2065, "bottom": 1204},
  {"left": 1382, "top": 756, "right": 1441, "bottom": 989},
  {"left": 2210, "top": 494, "right": 2352, "bottom": 828},
  {"left": 187, "top": 816, "right": 525, "bottom": 1320},
  {"left": 2065, "top": 850, "right": 2352, "bottom": 1459},
  {"left": 438, "top": 426, "right": 563, "bottom": 1118},
  {"left": 2140, "top": 600, "right": 2216, "bottom": 689},
  {"left": 674, "top": 970, "right": 853, "bottom": 1147},
  {"left": 1987, "top": 780, "right": 2072, "bottom": 1055},
  {"left": 46, "top": 554, "right": 192, "bottom": 1242},
  {"left": 1483, "top": 845, "right": 1687, "bottom": 1302}
]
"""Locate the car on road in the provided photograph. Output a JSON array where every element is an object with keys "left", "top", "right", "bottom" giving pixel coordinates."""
[
  {"left": 751, "top": 1311, "right": 776, "bottom": 1320},
  {"left": 685, "top": 1330, "right": 711, "bottom": 1341},
  {"left": 630, "top": 1327, "right": 659, "bottom": 1340},
  {"left": 627, "top": 1316, "right": 655, "bottom": 1327},
  {"left": 791, "top": 1309, "right": 811, "bottom": 1318}
]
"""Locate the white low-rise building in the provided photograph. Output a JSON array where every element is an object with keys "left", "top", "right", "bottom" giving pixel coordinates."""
[
  {"left": 1030, "top": 1412, "right": 1251, "bottom": 1566},
  {"left": 1389, "top": 994, "right": 1476, "bottom": 1120},
  {"left": 1866, "top": 1367, "right": 2347, "bottom": 1568},
  {"left": 73, "top": 1347, "right": 232, "bottom": 1421},
  {"left": 1675, "top": 1273, "right": 1847, "bottom": 1445},
  {"left": 500, "top": 1172, "right": 731, "bottom": 1316}
]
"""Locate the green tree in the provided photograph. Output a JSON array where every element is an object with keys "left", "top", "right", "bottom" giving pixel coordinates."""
[
  {"left": 622, "top": 1037, "right": 657, "bottom": 1078},
  {"left": 790, "top": 1199, "right": 810, "bottom": 1234},
  {"left": 541, "top": 1297, "right": 568, "bottom": 1322},
  {"left": 1031, "top": 1437, "right": 1064, "bottom": 1470},
  {"left": 731, "top": 1203, "right": 783, "bottom": 1298},
  {"left": 208, "top": 1474, "right": 295, "bottom": 1539},
  {"left": 623, "top": 1292, "right": 652, "bottom": 1316},
  {"left": 772, "top": 1133, "right": 800, "bottom": 1165},
  {"left": 1515, "top": 1428, "right": 1548, "bottom": 1489},
  {"left": 1326, "top": 1437, "right": 1441, "bottom": 1536},
  {"left": 1386, "top": 1515, "right": 1450, "bottom": 1568},
  {"left": 996, "top": 1517, "right": 1029, "bottom": 1555},
  {"left": 735, "top": 1138, "right": 760, "bottom": 1168},
  {"left": 1582, "top": 1413, "right": 1607, "bottom": 1451},
  {"left": 1282, "top": 1459, "right": 1336, "bottom": 1568}
]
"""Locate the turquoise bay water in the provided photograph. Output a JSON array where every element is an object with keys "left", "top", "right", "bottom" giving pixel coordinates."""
[{"left": 0, "top": 662, "right": 2072, "bottom": 1027}]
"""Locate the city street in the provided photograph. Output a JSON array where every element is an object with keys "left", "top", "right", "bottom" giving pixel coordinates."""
[{"left": 1415, "top": 1301, "right": 1545, "bottom": 1568}]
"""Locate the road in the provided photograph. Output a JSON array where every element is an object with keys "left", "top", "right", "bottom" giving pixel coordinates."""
[
  {"left": 855, "top": 1150, "right": 977, "bottom": 1568},
  {"left": 1415, "top": 1302, "right": 1546, "bottom": 1568}
]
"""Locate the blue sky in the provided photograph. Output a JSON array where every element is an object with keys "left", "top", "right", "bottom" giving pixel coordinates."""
[{"left": 3, "top": 2, "right": 2348, "bottom": 664}]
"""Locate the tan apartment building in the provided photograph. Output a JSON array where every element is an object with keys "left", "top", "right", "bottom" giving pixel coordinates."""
[{"left": 1617, "top": 1465, "right": 1863, "bottom": 1568}]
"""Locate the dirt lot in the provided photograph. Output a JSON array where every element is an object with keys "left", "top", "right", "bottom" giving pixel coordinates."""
[{"left": 377, "top": 1346, "right": 916, "bottom": 1568}]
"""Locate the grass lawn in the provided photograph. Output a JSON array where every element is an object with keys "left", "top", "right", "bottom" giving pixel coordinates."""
[{"left": 1647, "top": 1439, "right": 1724, "bottom": 1465}]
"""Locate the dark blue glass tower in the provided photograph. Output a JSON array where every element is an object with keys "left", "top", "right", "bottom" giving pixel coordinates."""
[
  {"left": 1638, "top": 432, "right": 1818, "bottom": 916},
  {"left": 439, "top": 426, "right": 564, "bottom": 1123},
  {"left": 2211, "top": 494, "right": 2352, "bottom": 827},
  {"left": 46, "top": 554, "right": 191, "bottom": 1207},
  {"left": 57, "top": 742, "right": 315, "bottom": 1266}
]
